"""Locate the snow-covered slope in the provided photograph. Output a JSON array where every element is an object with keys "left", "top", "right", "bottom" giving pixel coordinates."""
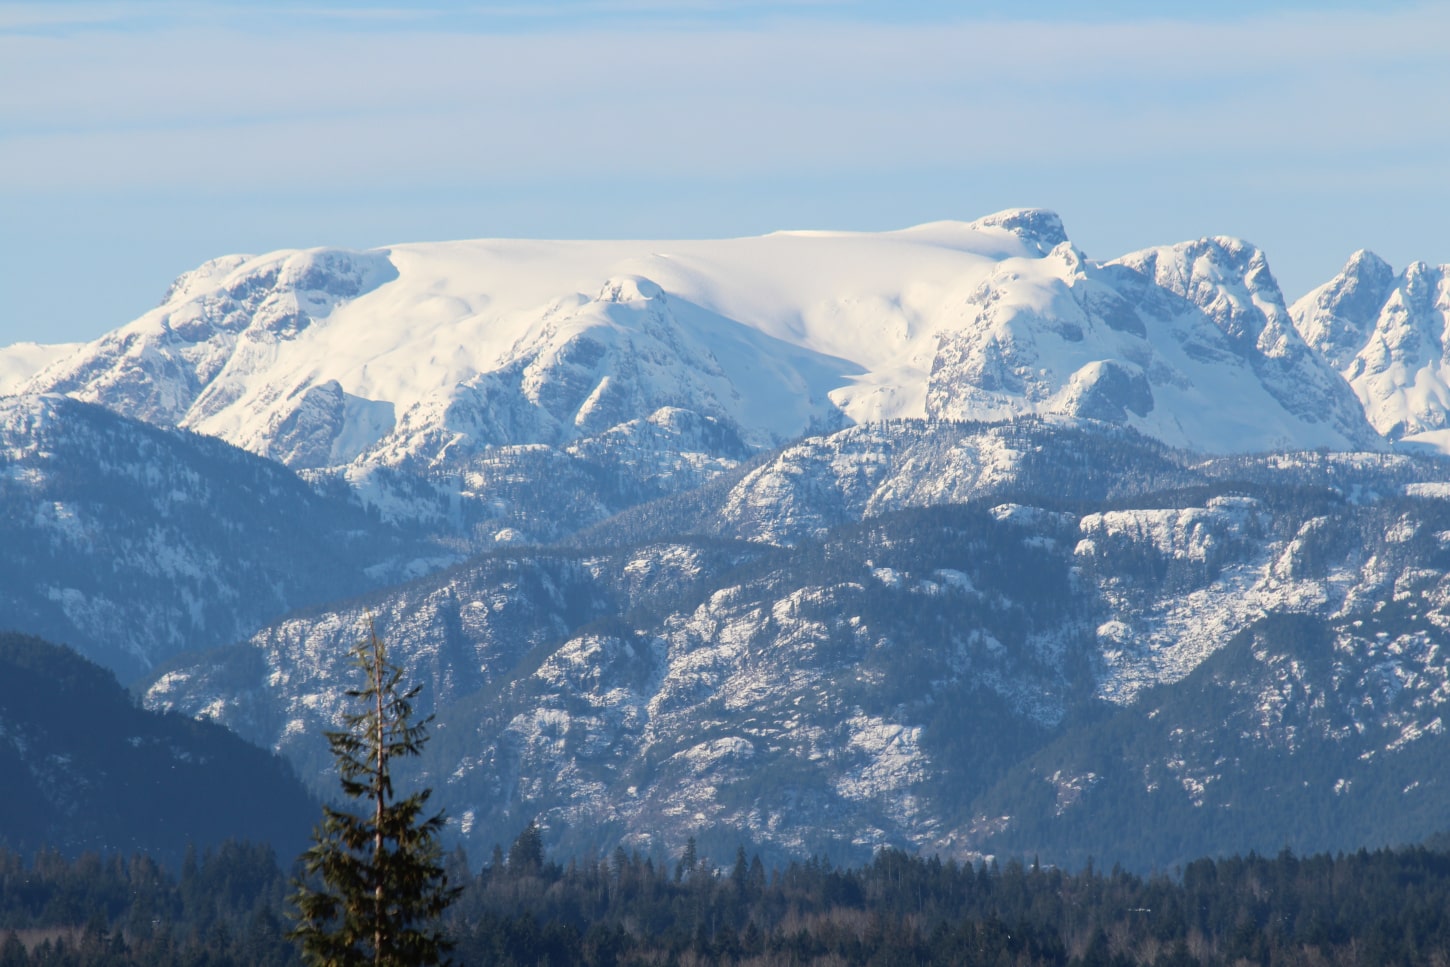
[
  {"left": 20, "top": 210, "right": 1379, "bottom": 478},
  {"left": 1291, "top": 253, "right": 1450, "bottom": 449}
]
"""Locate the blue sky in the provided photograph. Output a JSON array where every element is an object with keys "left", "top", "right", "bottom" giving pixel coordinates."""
[{"left": 2, "top": 1, "right": 1447, "bottom": 347}]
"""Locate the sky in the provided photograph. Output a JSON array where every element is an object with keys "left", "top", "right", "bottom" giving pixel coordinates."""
[{"left": 2, "top": 0, "right": 1448, "bottom": 348}]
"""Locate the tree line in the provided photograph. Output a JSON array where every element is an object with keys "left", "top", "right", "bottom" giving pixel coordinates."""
[{"left": 10, "top": 834, "right": 1450, "bottom": 965}]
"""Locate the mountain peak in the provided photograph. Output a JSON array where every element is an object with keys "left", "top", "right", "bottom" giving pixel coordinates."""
[
  {"left": 1289, "top": 249, "right": 1397, "bottom": 372},
  {"left": 965, "top": 208, "right": 1069, "bottom": 252},
  {"left": 160, "top": 254, "right": 253, "bottom": 306},
  {"left": 1343, "top": 248, "right": 1392, "bottom": 277},
  {"left": 1114, "top": 235, "right": 1289, "bottom": 348},
  {"left": 269, "top": 247, "right": 398, "bottom": 299}
]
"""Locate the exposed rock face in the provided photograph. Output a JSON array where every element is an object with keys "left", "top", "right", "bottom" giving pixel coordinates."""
[{"left": 1293, "top": 250, "right": 1397, "bottom": 370}]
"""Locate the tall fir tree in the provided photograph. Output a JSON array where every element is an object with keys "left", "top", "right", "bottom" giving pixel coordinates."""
[{"left": 290, "top": 616, "right": 459, "bottom": 966}]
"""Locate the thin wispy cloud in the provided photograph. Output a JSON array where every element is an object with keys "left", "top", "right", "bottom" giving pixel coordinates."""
[
  {"left": 4, "top": 6, "right": 1447, "bottom": 191},
  {"left": 0, "top": 0, "right": 853, "bottom": 34}
]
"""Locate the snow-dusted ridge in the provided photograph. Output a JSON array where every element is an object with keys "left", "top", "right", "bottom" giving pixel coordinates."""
[
  {"left": 138, "top": 419, "right": 1450, "bottom": 868},
  {"left": 0, "top": 393, "right": 444, "bottom": 676}
]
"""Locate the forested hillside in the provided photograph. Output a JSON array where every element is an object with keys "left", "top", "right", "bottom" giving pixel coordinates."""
[{"left": 0, "top": 633, "right": 315, "bottom": 866}]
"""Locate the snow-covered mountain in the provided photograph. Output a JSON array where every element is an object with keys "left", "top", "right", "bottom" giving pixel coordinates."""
[
  {"left": 1113, "top": 237, "right": 1376, "bottom": 449},
  {"left": 12, "top": 209, "right": 1450, "bottom": 871},
  {"left": 1292, "top": 252, "right": 1450, "bottom": 450},
  {"left": 18, "top": 210, "right": 1379, "bottom": 482}
]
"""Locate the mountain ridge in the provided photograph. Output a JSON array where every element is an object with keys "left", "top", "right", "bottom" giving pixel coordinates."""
[
  {"left": 11, "top": 210, "right": 1388, "bottom": 473},
  {"left": 0, "top": 393, "right": 448, "bottom": 677}
]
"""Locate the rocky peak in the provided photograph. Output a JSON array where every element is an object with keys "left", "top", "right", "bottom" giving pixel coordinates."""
[
  {"left": 160, "top": 254, "right": 254, "bottom": 306},
  {"left": 1292, "top": 256, "right": 1450, "bottom": 441},
  {"left": 965, "top": 208, "right": 1069, "bottom": 253},
  {"left": 1290, "top": 249, "right": 1395, "bottom": 370},
  {"left": 1115, "top": 236, "right": 1290, "bottom": 353}
]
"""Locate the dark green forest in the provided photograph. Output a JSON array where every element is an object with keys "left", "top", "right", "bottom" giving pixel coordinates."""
[
  {"left": 0, "top": 634, "right": 315, "bottom": 866},
  {"left": 8, "top": 833, "right": 1450, "bottom": 965}
]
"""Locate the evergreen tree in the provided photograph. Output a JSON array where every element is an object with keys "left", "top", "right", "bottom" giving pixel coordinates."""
[
  {"left": 0, "top": 931, "right": 27, "bottom": 967},
  {"left": 290, "top": 617, "right": 459, "bottom": 966},
  {"left": 506, "top": 821, "right": 544, "bottom": 874}
]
